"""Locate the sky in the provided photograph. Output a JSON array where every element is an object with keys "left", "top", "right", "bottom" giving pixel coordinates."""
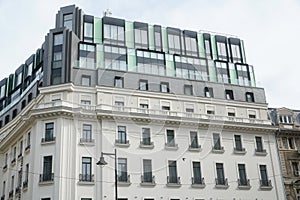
[{"left": 0, "top": 0, "right": 299, "bottom": 109}]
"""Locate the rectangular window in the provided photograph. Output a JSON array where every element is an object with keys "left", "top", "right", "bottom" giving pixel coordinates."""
[
  {"left": 227, "top": 108, "right": 236, "bottom": 117},
  {"left": 118, "top": 158, "right": 128, "bottom": 182},
  {"left": 0, "top": 85, "right": 6, "bottom": 99},
  {"left": 42, "top": 156, "right": 53, "bottom": 182},
  {"left": 136, "top": 50, "right": 165, "bottom": 76},
  {"left": 192, "top": 162, "right": 202, "bottom": 184},
  {"left": 238, "top": 164, "right": 248, "bottom": 186},
  {"left": 168, "top": 161, "right": 178, "bottom": 183},
  {"left": 216, "top": 61, "right": 230, "bottom": 83},
  {"left": 25, "top": 164, "right": 29, "bottom": 182},
  {"left": 117, "top": 126, "right": 127, "bottom": 144},
  {"left": 63, "top": 13, "right": 73, "bottom": 30},
  {"left": 10, "top": 176, "right": 14, "bottom": 191},
  {"left": 230, "top": 44, "right": 242, "bottom": 63},
  {"left": 154, "top": 26, "right": 162, "bottom": 51},
  {"left": 292, "top": 162, "right": 299, "bottom": 176},
  {"left": 183, "top": 32, "right": 198, "bottom": 57},
  {"left": 259, "top": 165, "right": 269, "bottom": 186},
  {"left": 104, "top": 45, "right": 127, "bottom": 71},
  {"left": 162, "top": 106, "right": 170, "bottom": 111},
  {"left": 114, "top": 77, "right": 124, "bottom": 88},
  {"left": 142, "top": 128, "right": 151, "bottom": 145},
  {"left": 288, "top": 138, "right": 295, "bottom": 149},
  {"left": 204, "top": 87, "right": 213, "bottom": 98},
  {"left": 190, "top": 131, "right": 199, "bottom": 148},
  {"left": 134, "top": 23, "right": 148, "bottom": 49},
  {"left": 166, "top": 130, "right": 175, "bottom": 146},
  {"left": 45, "top": 122, "right": 54, "bottom": 142},
  {"left": 140, "top": 103, "right": 148, "bottom": 109},
  {"left": 82, "top": 157, "right": 92, "bottom": 181},
  {"left": 13, "top": 147, "right": 16, "bottom": 160},
  {"left": 81, "top": 76, "right": 91, "bottom": 86},
  {"left": 204, "top": 37, "right": 212, "bottom": 59},
  {"left": 255, "top": 136, "right": 264, "bottom": 152},
  {"left": 216, "top": 163, "right": 225, "bottom": 185},
  {"left": 234, "top": 135, "right": 243, "bottom": 151},
  {"left": 19, "top": 140, "right": 23, "bottom": 156},
  {"left": 184, "top": 85, "right": 193, "bottom": 95},
  {"left": 213, "top": 133, "right": 221, "bottom": 150},
  {"left": 168, "top": 31, "right": 181, "bottom": 55},
  {"left": 84, "top": 22, "right": 94, "bottom": 42},
  {"left": 246, "top": 92, "right": 254, "bottom": 102},
  {"left": 216, "top": 41, "right": 228, "bottom": 61},
  {"left": 27, "top": 133, "right": 30, "bottom": 147},
  {"left": 225, "top": 90, "right": 234, "bottom": 100},
  {"left": 54, "top": 33, "right": 63, "bottom": 46},
  {"left": 79, "top": 43, "right": 96, "bottom": 69},
  {"left": 160, "top": 82, "right": 169, "bottom": 93},
  {"left": 103, "top": 24, "right": 125, "bottom": 46},
  {"left": 139, "top": 80, "right": 148, "bottom": 91},
  {"left": 236, "top": 64, "right": 250, "bottom": 86},
  {"left": 82, "top": 124, "right": 92, "bottom": 142},
  {"left": 2, "top": 181, "right": 5, "bottom": 197},
  {"left": 143, "top": 159, "right": 152, "bottom": 183}
]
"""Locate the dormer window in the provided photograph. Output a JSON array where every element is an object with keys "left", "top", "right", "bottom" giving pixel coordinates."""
[{"left": 279, "top": 115, "right": 293, "bottom": 124}]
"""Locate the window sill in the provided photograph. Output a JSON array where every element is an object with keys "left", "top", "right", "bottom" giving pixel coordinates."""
[
  {"left": 39, "top": 181, "right": 54, "bottom": 186},
  {"left": 255, "top": 151, "right": 267, "bottom": 156},
  {"left": 233, "top": 149, "right": 247, "bottom": 155},
  {"left": 212, "top": 147, "right": 225, "bottom": 154},
  {"left": 191, "top": 183, "right": 206, "bottom": 188},
  {"left": 166, "top": 183, "right": 182, "bottom": 187},
  {"left": 117, "top": 181, "right": 131, "bottom": 186},
  {"left": 78, "top": 181, "right": 95, "bottom": 185},
  {"left": 188, "top": 146, "right": 202, "bottom": 152},
  {"left": 238, "top": 185, "right": 251, "bottom": 190},
  {"left": 165, "top": 144, "right": 178, "bottom": 150},
  {"left": 260, "top": 185, "right": 273, "bottom": 190},
  {"left": 115, "top": 143, "right": 130, "bottom": 148},
  {"left": 79, "top": 141, "right": 95, "bottom": 146},
  {"left": 25, "top": 145, "right": 31, "bottom": 153},
  {"left": 215, "top": 184, "right": 229, "bottom": 189},
  {"left": 139, "top": 143, "right": 154, "bottom": 149},
  {"left": 41, "top": 141, "right": 56, "bottom": 145},
  {"left": 140, "top": 182, "right": 156, "bottom": 187}
]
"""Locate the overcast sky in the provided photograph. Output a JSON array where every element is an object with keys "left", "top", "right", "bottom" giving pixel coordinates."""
[{"left": 0, "top": 0, "right": 299, "bottom": 109}]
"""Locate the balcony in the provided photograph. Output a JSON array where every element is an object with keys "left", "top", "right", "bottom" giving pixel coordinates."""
[
  {"left": 255, "top": 148, "right": 267, "bottom": 156},
  {"left": 117, "top": 174, "right": 131, "bottom": 186},
  {"left": 212, "top": 146, "right": 225, "bottom": 153},
  {"left": 23, "top": 180, "right": 28, "bottom": 190},
  {"left": 25, "top": 145, "right": 31, "bottom": 153},
  {"left": 165, "top": 142, "right": 178, "bottom": 150},
  {"left": 191, "top": 177, "right": 205, "bottom": 188},
  {"left": 215, "top": 178, "right": 229, "bottom": 189},
  {"left": 39, "top": 173, "right": 54, "bottom": 185},
  {"left": 78, "top": 174, "right": 95, "bottom": 185},
  {"left": 188, "top": 144, "right": 201, "bottom": 152},
  {"left": 167, "top": 176, "right": 181, "bottom": 187},
  {"left": 41, "top": 136, "right": 56, "bottom": 144},
  {"left": 238, "top": 179, "right": 251, "bottom": 189},
  {"left": 233, "top": 147, "right": 246, "bottom": 154},
  {"left": 79, "top": 138, "right": 95, "bottom": 145},
  {"left": 140, "top": 175, "right": 156, "bottom": 186},
  {"left": 115, "top": 139, "right": 130, "bottom": 147},
  {"left": 139, "top": 141, "right": 154, "bottom": 149},
  {"left": 260, "top": 179, "right": 273, "bottom": 190}
]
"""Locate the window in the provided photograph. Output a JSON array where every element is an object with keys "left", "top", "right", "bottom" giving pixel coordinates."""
[
  {"left": 81, "top": 100, "right": 91, "bottom": 105},
  {"left": 184, "top": 85, "right": 193, "bottom": 95},
  {"left": 255, "top": 136, "right": 264, "bottom": 152},
  {"left": 114, "top": 77, "right": 124, "bottom": 88},
  {"left": 139, "top": 80, "right": 148, "bottom": 91},
  {"left": 234, "top": 135, "right": 243, "bottom": 151},
  {"left": 12, "top": 147, "right": 16, "bottom": 161},
  {"left": 288, "top": 138, "right": 295, "bottom": 149},
  {"left": 216, "top": 41, "right": 228, "bottom": 61},
  {"left": 282, "top": 137, "right": 288, "bottom": 149},
  {"left": 230, "top": 43, "right": 242, "bottom": 63},
  {"left": 141, "top": 128, "right": 151, "bottom": 145},
  {"left": 0, "top": 84, "right": 5, "bottom": 98},
  {"left": 82, "top": 124, "right": 92, "bottom": 142},
  {"left": 192, "top": 162, "right": 203, "bottom": 184},
  {"left": 26, "top": 132, "right": 31, "bottom": 148},
  {"left": 21, "top": 100, "right": 26, "bottom": 109},
  {"left": 166, "top": 130, "right": 175, "bottom": 147},
  {"left": 118, "top": 158, "right": 128, "bottom": 182},
  {"left": 115, "top": 101, "right": 124, "bottom": 107},
  {"left": 41, "top": 198, "right": 51, "bottom": 200},
  {"left": 168, "top": 161, "right": 178, "bottom": 183},
  {"left": 117, "top": 126, "right": 127, "bottom": 144},
  {"left": 183, "top": 32, "right": 198, "bottom": 57},
  {"left": 84, "top": 21, "right": 93, "bottom": 42},
  {"left": 12, "top": 109, "right": 17, "bottom": 119},
  {"left": 206, "top": 106, "right": 215, "bottom": 115},
  {"left": 190, "top": 131, "right": 199, "bottom": 148},
  {"left": 227, "top": 108, "right": 236, "bottom": 117},
  {"left": 134, "top": 23, "right": 148, "bottom": 49},
  {"left": 142, "top": 159, "right": 153, "bottom": 183},
  {"left": 292, "top": 162, "right": 299, "bottom": 176},
  {"left": 213, "top": 133, "right": 222, "bottom": 150},
  {"left": 79, "top": 43, "right": 96, "bottom": 69},
  {"left": 238, "top": 164, "right": 248, "bottom": 186},
  {"left": 216, "top": 163, "right": 226, "bottom": 185},
  {"left": 259, "top": 165, "right": 270, "bottom": 186},
  {"left": 52, "top": 33, "right": 63, "bottom": 85},
  {"left": 279, "top": 115, "right": 293, "bottom": 124},
  {"left": 136, "top": 50, "right": 165, "bottom": 76},
  {"left": 81, "top": 157, "right": 92, "bottom": 181},
  {"left": 236, "top": 64, "right": 250, "bottom": 86},
  {"left": 245, "top": 92, "right": 254, "bottom": 102},
  {"left": 186, "top": 108, "right": 194, "bottom": 113},
  {"left": 81, "top": 76, "right": 91, "bottom": 86},
  {"left": 204, "top": 87, "right": 213, "bottom": 97},
  {"left": 103, "top": 24, "right": 125, "bottom": 46},
  {"left": 204, "top": 36, "right": 212, "bottom": 59},
  {"left": 175, "top": 56, "right": 208, "bottom": 81},
  {"left": 19, "top": 141, "right": 23, "bottom": 157},
  {"left": 160, "top": 82, "right": 169, "bottom": 93},
  {"left": 140, "top": 103, "right": 148, "bottom": 109},
  {"left": 81, "top": 198, "right": 92, "bottom": 200},
  {"left": 225, "top": 90, "right": 234, "bottom": 100},
  {"left": 2, "top": 181, "right": 5, "bottom": 197},
  {"left": 54, "top": 33, "right": 63, "bottom": 46},
  {"left": 248, "top": 110, "right": 256, "bottom": 119},
  {"left": 104, "top": 45, "right": 127, "bottom": 71},
  {"left": 45, "top": 122, "right": 54, "bottom": 142},
  {"left": 25, "top": 164, "right": 29, "bottom": 183},
  {"left": 63, "top": 13, "right": 73, "bottom": 30},
  {"left": 42, "top": 156, "right": 53, "bottom": 182},
  {"left": 4, "top": 153, "right": 8, "bottom": 166},
  {"left": 216, "top": 61, "right": 230, "bottom": 83},
  {"left": 154, "top": 26, "right": 162, "bottom": 51},
  {"left": 162, "top": 106, "right": 170, "bottom": 111},
  {"left": 168, "top": 31, "right": 181, "bottom": 55},
  {"left": 5, "top": 115, "right": 9, "bottom": 124},
  {"left": 10, "top": 176, "right": 14, "bottom": 192}
]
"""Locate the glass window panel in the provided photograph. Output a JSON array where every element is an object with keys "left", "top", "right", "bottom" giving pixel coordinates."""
[
  {"left": 84, "top": 22, "right": 93, "bottom": 38},
  {"left": 54, "top": 33, "right": 63, "bottom": 46}
]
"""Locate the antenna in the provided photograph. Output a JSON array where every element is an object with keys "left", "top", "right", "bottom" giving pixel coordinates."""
[{"left": 103, "top": 9, "right": 112, "bottom": 17}]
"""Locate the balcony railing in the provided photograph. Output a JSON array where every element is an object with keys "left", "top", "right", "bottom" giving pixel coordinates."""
[
  {"left": 39, "top": 173, "right": 54, "bottom": 183},
  {"left": 165, "top": 142, "right": 178, "bottom": 149},
  {"left": 79, "top": 174, "right": 94, "bottom": 182},
  {"left": 23, "top": 180, "right": 28, "bottom": 189},
  {"left": 167, "top": 176, "right": 181, "bottom": 185},
  {"left": 260, "top": 179, "right": 272, "bottom": 189},
  {"left": 41, "top": 136, "right": 56, "bottom": 143},
  {"left": 255, "top": 148, "right": 267, "bottom": 156},
  {"left": 238, "top": 179, "right": 251, "bottom": 189},
  {"left": 234, "top": 147, "right": 246, "bottom": 153},
  {"left": 117, "top": 174, "right": 131, "bottom": 185},
  {"left": 80, "top": 138, "right": 95, "bottom": 143},
  {"left": 141, "top": 175, "right": 156, "bottom": 185},
  {"left": 215, "top": 178, "right": 229, "bottom": 188},
  {"left": 212, "top": 146, "right": 225, "bottom": 153},
  {"left": 192, "top": 177, "right": 205, "bottom": 185},
  {"left": 115, "top": 139, "right": 130, "bottom": 146},
  {"left": 189, "top": 144, "right": 201, "bottom": 151},
  {"left": 36, "top": 102, "right": 271, "bottom": 125},
  {"left": 140, "top": 141, "right": 154, "bottom": 148}
]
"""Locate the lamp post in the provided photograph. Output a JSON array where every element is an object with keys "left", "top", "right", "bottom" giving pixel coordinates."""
[{"left": 96, "top": 149, "right": 118, "bottom": 200}]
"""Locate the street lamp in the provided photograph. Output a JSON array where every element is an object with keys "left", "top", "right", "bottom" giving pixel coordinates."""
[{"left": 96, "top": 149, "right": 118, "bottom": 200}]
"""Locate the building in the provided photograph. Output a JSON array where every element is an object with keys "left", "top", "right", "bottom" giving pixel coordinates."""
[
  {"left": 0, "top": 5, "right": 285, "bottom": 200},
  {"left": 269, "top": 108, "right": 300, "bottom": 200}
]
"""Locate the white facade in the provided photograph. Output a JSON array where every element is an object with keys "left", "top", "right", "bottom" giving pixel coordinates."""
[{"left": 0, "top": 83, "right": 285, "bottom": 200}]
